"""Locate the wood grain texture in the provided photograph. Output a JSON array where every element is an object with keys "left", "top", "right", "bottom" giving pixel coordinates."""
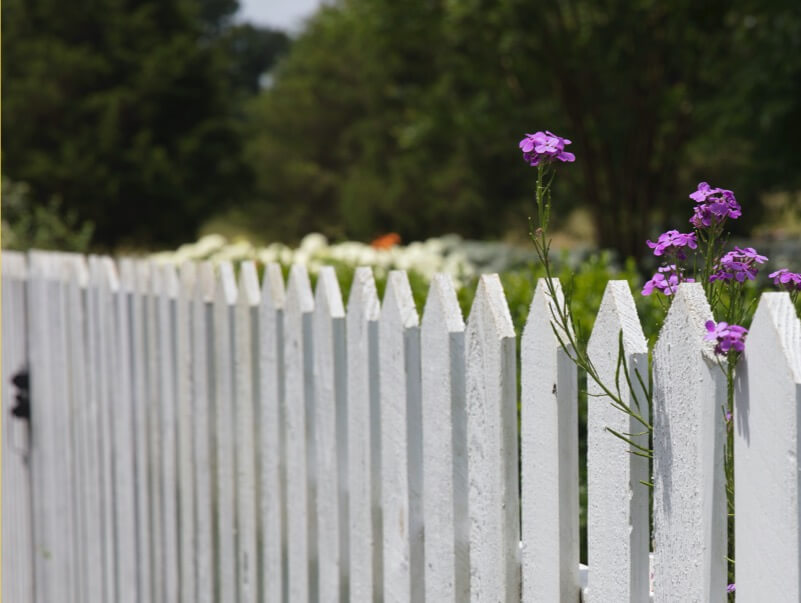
[
  {"left": 521, "top": 278, "right": 579, "bottom": 603},
  {"left": 652, "top": 283, "right": 726, "bottom": 603},
  {"left": 735, "top": 292, "right": 801, "bottom": 602},
  {"left": 586, "top": 281, "right": 649, "bottom": 603},
  {"left": 346, "top": 267, "right": 382, "bottom": 603},
  {"left": 466, "top": 274, "right": 519, "bottom": 603},
  {"left": 421, "top": 274, "right": 468, "bottom": 602}
]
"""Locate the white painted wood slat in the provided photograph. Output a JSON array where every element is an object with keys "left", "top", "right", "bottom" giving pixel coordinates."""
[
  {"left": 284, "top": 264, "right": 317, "bottom": 602},
  {"left": 192, "top": 262, "right": 216, "bottom": 603},
  {"left": 177, "top": 263, "right": 197, "bottom": 603},
  {"left": 214, "top": 261, "right": 239, "bottom": 603},
  {"left": 313, "top": 267, "right": 348, "bottom": 602},
  {"left": 155, "top": 264, "right": 181, "bottom": 602},
  {"left": 235, "top": 262, "right": 260, "bottom": 603},
  {"left": 379, "top": 270, "right": 424, "bottom": 603},
  {"left": 346, "top": 266, "right": 382, "bottom": 603},
  {"left": 586, "top": 281, "right": 650, "bottom": 603},
  {"left": 652, "top": 283, "right": 726, "bottom": 602},
  {"left": 421, "top": 274, "right": 468, "bottom": 602},
  {"left": 1, "top": 252, "right": 35, "bottom": 603},
  {"left": 133, "top": 260, "right": 154, "bottom": 603},
  {"left": 735, "top": 292, "right": 801, "bottom": 602},
  {"left": 521, "top": 278, "right": 579, "bottom": 603},
  {"left": 258, "top": 262, "right": 287, "bottom": 603},
  {"left": 466, "top": 274, "right": 519, "bottom": 602}
]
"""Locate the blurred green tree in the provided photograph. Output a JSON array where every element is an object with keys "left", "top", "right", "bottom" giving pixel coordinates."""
[
  {"left": 2, "top": 0, "right": 287, "bottom": 249},
  {"left": 245, "top": 0, "right": 801, "bottom": 256}
]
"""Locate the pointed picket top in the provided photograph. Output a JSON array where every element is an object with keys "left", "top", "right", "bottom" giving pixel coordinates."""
[
  {"left": 2, "top": 250, "right": 27, "bottom": 278},
  {"left": 215, "top": 261, "right": 237, "bottom": 306},
  {"left": 261, "top": 262, "right": 286, "bottom": 312},
  {"left": 381, "top": 270, "right": 419, "bottom": 328},
  {"left": 468, "top": 273, "right": 515, "bottom": 340},
  {"left": 134, "top": 260, "right": 152, "bottom": 297},
  {"left": 652, "top": 282, "right": 726, "bottom": 603},
  {"left": 99, "top": 256, "right": 120, "bottom": 292},
  {"left": 735, "top": 292, "right": 801, "bottom": 601},
  {"left": 285, "top": 263, "right": 314, "bottom": 314},
  {"left": 238, "top": 261, "right": 260, "bottom": 308},
  {"left": 587, "top": 280, "right": 647, "bottom": 358},
  {"left": 522, "top": 277, "right": 572, "bottom": 343},
  {"left": 348, "top": 266, "right": 380, "bottom": 322},
  {"left": 179, "top": 262, "right": 197, "bottom": 300},
  {"left": 314, "top": 266, "right": 345, "bottom": 319},
  {"left": 68, "top": 254, "right": 89, "bottom": 288},
  {"left": 421, "top": 274, "right": 468, "bottom": 602},
  {"left": 653, "top": 282, "right": 716, "bottom": 361},
  {"left": 520, "top": 277, "right": 579, "bottom": 603},
  {"left": 422, "top": 273, "right": 464, "bottom": 334},
  {"left": 466, "top": 273, "right": 518, "bottom": 602},
  {"left": 346, "top": 265, "right": 382, "bottom": 603},
  {"left": 118, "top": 258, "right": 136, "bottom": 294},
  {"left": 193, "top": 261, "right": 214, "bottom": 303},
  {"left": 585, "top": 281, "right": 649, "bottom": 603}
]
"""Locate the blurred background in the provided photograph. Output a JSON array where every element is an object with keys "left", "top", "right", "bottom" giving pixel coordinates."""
[{"left": 3, "top": 0, "right": 801, "bottom": 259}]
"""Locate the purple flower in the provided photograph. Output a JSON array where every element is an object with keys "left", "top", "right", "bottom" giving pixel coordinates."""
[
  {"left": 727, "top": 583, "right": 736, "bottom": 593},
  {"left": 709, "top": 247, "right": 768, "bottom": 283},
  {"left": 689, "top": 182, "right": 741, "bottom": 228},
  {"left": 641, "top": 265, "right": 695, "bottom": 297},
  {"left": 705, "top": 320, "right": 748, "bottom": 355},
  {"left": 646, "top": 230, "right": 698, "bottom": 259},
  {"left": 769, "top": 268, "right": 801, "bottom": 291},
  {"left": 520, "top": 130, "right": 576, "bottom": 166}
]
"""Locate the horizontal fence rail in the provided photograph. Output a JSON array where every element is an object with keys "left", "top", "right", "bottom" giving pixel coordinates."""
[{"left": 2, "top": 249, "right": 801, "bottom": 603}]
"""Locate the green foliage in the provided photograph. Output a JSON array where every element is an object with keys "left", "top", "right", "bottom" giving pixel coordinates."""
[
  {"left": 1, "top": 0, "right": 287, "bottom": 250},
  {"left": 2, "top": 177, "right": 94, "bottom": 252},
  {"left": 243, "top": 0, "right": 801, "bottom": 256}
]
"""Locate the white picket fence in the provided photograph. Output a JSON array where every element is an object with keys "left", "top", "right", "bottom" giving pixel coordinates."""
[{"left": 2, "top": 249, "right": 800, "bottom": 603}]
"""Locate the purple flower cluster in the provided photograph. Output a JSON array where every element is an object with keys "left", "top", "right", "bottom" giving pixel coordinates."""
[
  {"left": 689, "top": 182, "right": 742, "bottom": 228},
  {"left": 705, "top": 320, "right": 748, "bottom": 355},
  {"left": 519, "top": 131, "right": 576, "bottom": 166},
  {"left": 709, "top": 247, "right": 768, "bottom": 283},
  {"left": 642, "top": 265, "right": 695, "bottom": 296},
  {"left": 646, "top": 230, "right": 697, "bottom": 259},
  {"left": 769, "top": 268, "right": 801, "bottom": 291}
]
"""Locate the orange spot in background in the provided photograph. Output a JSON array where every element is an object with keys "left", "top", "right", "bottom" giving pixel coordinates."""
[{"left": 370, "top": 233, "right": 401, "bottom": 249}]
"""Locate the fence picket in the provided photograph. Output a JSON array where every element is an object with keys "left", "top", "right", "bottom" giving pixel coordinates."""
[
  {"left": 313, "top": 266, "right": 348, "bottom": 602},
  {"left": 258, "top": 262, "right": 287, "bottom": 603},
  {"left": 421, "top": 273, "right": 468, "bottom": 602},
  {"left": 652, "top": 283, "right": 726, "bottom": 602},
  {"left": 176, "top": 262, "right": 197, "bottom": 603},
  {"left": 1, "top": 251, "right": 34, "bottom": 603},
  {"left": 133, "top": 260, "right": 155, "bottom": 603},
  {"left": 155, "top": 264, "right": 181, "bottom": 602},
  {"left": 520, "top": 278, "right": 579, "bottom": 602},
  {"left": 214, "top": 261, "right": 239, "bottom": 602},
  {"left": 346, "top": 266, "right": 382, "bottom": 602},
  {"left": 586, "top": 280, "right": 649, "bottom": 603},
  {"left": 284, "top": 264, "right": 317, "bottom": 602},
  {"left": 192, "top": 262, "right": 216, "bottom": 603},
  {"left": 235, "top": 262, "right": 260, "bottom": 603},
  {"left": 466, "top": 274, "right": 519, "bottom": 602},
  {"left": 735, "top": 292, "right": 801, "bottom": 601},
  {"left": 14, "top": 252, "right": 801, "bottom": 603},
  {"left": 113, "top": 258, "right": 139, "bottom": 603},
  {"left": 379, "top": 271, "right": 424, "bottom": 602}
]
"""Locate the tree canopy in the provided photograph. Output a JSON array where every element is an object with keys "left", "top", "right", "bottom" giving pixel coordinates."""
[{"left": 4, "top": 0, "right": 800, "bottom": 255}]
